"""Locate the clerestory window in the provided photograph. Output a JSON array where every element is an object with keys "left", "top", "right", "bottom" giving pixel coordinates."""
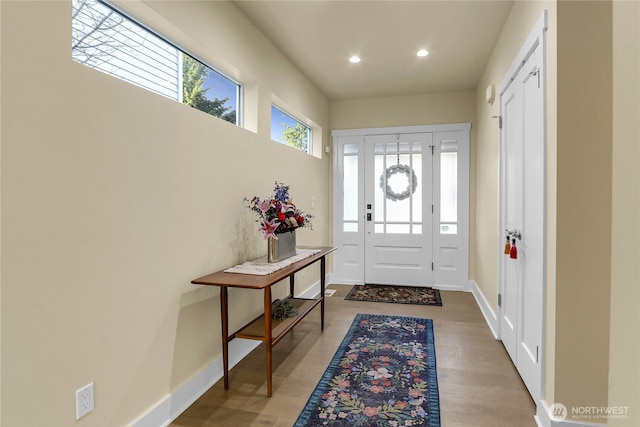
[
  {"left": 72, "top": 0, "right": 241, "bottom": 125},
  {"left": 270, "top": 105, "right": 312, "bottom": 154}
]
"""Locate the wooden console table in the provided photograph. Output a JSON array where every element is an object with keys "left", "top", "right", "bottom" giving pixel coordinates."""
[{"left": 191, "top": 246, "right": 336, "bottom": 396}]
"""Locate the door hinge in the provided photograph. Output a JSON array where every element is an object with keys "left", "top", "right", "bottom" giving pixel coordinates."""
[
  {"left": 429, "top": 145, "right": 434, "bottom": 155},
  {"left": 536, "top": 346, "right": 539, "bottom": 363},
  {"left": 431, "top": 204, "right": 434, "bottom": 213},
  {"left": 530, "top": 67, "right": 540, "bottom": 89},
  {"left": 498, "top": 293, "right": 502, "bottom": 307},
  {"left": 491, "top": 115, "right": 503, "bottom": 129},
  {"left": 431, "top": 262, "right": 434, "bottom": 271}
]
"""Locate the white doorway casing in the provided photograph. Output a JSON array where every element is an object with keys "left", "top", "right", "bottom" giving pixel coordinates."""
[{"left": 332, "top": 123, "right": 470, "bottom": 290}]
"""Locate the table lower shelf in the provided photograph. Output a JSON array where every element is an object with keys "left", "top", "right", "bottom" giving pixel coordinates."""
[{"left": 235, "top": 297, "right": 321, "bottom": 345}]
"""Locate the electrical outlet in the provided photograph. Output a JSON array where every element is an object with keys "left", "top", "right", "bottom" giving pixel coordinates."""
[{"left": 75, "top": 383, "right": 94, "bottom": 420}]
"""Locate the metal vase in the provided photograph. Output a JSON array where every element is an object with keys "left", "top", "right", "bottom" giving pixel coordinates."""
[{"left": 267, "top": 230, "right": 296, "bottom": 263}]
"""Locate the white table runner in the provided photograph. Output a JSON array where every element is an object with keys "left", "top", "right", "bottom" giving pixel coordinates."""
[{"left": 223, "top": 248, "right": 321, "bottom": 275}]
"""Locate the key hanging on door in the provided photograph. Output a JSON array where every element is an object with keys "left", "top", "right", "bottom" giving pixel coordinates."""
[
  {"left": 504, "top": 235, "right": 511, "bottom": 255},
  {"left": 510, "top": 238, "right": 518, "bottom": 259}
]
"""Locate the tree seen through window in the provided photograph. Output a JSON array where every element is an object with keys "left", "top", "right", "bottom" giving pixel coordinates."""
[
  {"left": 72, "top": 0, "right": 239, "bottom": 125},
  {"left": 271, "top": 105, "right": 311, "bottom": 153}
]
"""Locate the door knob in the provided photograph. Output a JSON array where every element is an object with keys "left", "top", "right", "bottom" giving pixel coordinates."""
[{"left": 505, "top": 229, "right": 522, "bottom": 240}]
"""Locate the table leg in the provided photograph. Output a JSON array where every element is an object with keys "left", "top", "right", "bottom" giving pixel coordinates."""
[
  {"left": 320, "top": 256, "right": 326, "bottom": 331},
  {"left": 289, "top": 274, "right": 295, "bottom": 298},
  {"left": 264, "top": 286, "right": 273, "bottom": 397},
  {"left": 220, "top": 287, "right": 229, "bottom": 390}
]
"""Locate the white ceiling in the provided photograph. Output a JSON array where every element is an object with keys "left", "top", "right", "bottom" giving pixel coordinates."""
[{"left": 232, "top": 0, "right": 514, "bottom": 101}]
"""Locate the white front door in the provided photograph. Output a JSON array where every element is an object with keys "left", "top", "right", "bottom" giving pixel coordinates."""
[
  {"left": 364, "top": 133, "right": 433, "bottom": 286},
  {"left": 332, "top": 124, "right": 470, "bottom": 289},
  {"left": 499, "top": 37, "right": 545, "bottom": 400}
]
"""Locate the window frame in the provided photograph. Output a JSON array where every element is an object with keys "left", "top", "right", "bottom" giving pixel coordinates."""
[
  {"left": 270, "top": 104, "right": 312, "bottom": 154},
  {"left": 72, "top": 0, "right": 243, "bottom": 127}
]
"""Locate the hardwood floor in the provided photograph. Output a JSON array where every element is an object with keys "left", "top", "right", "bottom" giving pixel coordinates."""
[{"left": 171, "top": 285, "right": 536, "bottom": 427}]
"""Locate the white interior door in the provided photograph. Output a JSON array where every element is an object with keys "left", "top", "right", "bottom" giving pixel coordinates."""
[
  {"left": 364, "top": 134, "right": 433, "bottom": 286},
  {"left": 499, "top": 41, "right": 544, "bottom": 401},
  {"left": 500, "top": 75, "right": 523, "bottom": 364}
]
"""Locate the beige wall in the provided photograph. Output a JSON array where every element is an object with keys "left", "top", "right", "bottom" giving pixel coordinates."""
[
  {"left": 556, "top": 0, "right": 612, "bottom": 416},
  {"left": 0, "top": 1, "right": 330, "bottom": 425},
  {"left": 609, "top": 1, "right": 640, "bottom": 425},
  {"left": 330, "top": 91, "right": 475, "bottom": 131}
]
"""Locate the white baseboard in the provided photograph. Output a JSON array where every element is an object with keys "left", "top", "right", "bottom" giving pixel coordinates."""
[
  {"left": 297, "top": 276, "right": 326, "bottom": 299},
  {"left": 469, "top": 280, "right": 499, "bottom": 339},
  {"left": 130, "top": 338, "right": 260, "bottom": 427},
  {"left": 131, "top": 274, "right": 331, "bottom": 427},
  {"left": 329, "top": 278, "right": 361, "bottom": 286},
  {"left": 432, "top": 284, "right": 460, "bottom": 292}
]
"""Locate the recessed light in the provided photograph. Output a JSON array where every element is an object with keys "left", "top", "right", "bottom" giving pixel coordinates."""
[
  {"left": 417, "top": 49, "right": 429, "bottom": 57},
  {"left": 349, "top": 56, "right": 361, "bottom": 63}
]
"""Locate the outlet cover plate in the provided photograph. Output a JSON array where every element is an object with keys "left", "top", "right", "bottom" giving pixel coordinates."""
[{"left": 76, "top": 383, "right": 94, "bottom": 420}]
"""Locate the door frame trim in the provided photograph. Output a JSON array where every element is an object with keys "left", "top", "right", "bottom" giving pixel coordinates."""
[
  {"left": 332, "top": 123, "right": 471, "bottom": 287},
  {"left": 332, "top": 123, "right": 470, "bottom": 138}
]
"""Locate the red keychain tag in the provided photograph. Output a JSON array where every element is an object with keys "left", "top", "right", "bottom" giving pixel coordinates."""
[{"left": 510, "top": 238, "right": 518, "bottom": 259}]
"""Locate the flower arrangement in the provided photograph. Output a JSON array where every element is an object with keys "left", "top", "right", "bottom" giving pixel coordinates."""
[{"left": 246, "top": 182, "right": 313, "bottom": 239}]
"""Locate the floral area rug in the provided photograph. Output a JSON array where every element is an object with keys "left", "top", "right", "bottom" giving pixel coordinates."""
[
  {"left": 345, "top": 284, "right": 443, "bottom": 306},
  {"left": 294, "top": 314, "right": 440, "bottom": 427}
]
